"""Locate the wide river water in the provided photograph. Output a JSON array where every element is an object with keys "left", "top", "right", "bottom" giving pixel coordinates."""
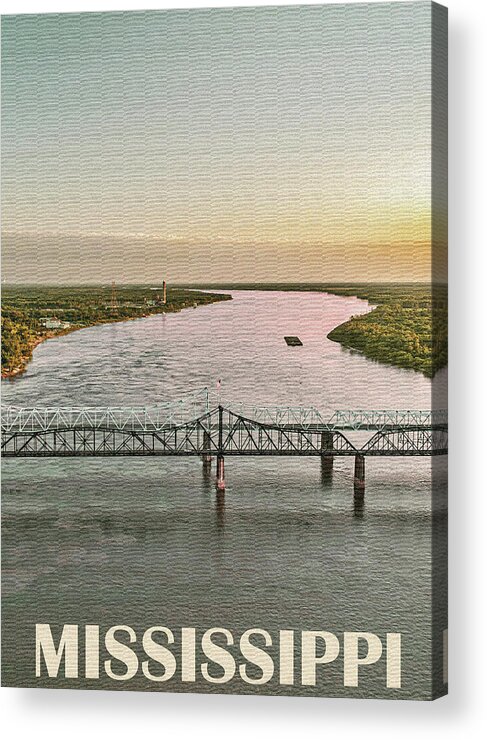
[{"left": 1, "top": 290, "right": 447, "bottom": 698}]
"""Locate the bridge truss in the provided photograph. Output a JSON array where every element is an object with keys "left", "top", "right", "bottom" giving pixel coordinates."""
[{"left": 1, "top": 405, "right": 447, "bottom": 458}]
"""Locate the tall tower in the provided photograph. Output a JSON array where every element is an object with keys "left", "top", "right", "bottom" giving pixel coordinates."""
[
  {"left": 111, "top": 281, "right": 118, "bottom": 310},
  {"left": 163, "top": 280, "right": 167, "bottom": 305}
]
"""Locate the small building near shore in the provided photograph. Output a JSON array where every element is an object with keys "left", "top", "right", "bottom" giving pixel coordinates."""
[{"left": 40, "top": 318, "right": 70, "bottom": 330}]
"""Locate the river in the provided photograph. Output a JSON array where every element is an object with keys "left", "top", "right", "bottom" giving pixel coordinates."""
[{"left": 1, "top": 290, "right": 447, "bottom": 698}]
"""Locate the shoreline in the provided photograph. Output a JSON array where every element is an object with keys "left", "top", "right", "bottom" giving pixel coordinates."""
[
  {"left": 2, "top": 319, "right": 150, "bottom": 380},
  {"left": 2, "top": 331, "right": 58, "bottom": 380},
  {"left": 182, "top": 283, "right": 447, "bottom": 378},
  {"left": 2, "top": 311, "right": 186, "bottom": 380},
  {"left": 2, "top": 283, "right": 447, "bottom": 380},
  {"left": 1, "top": 289, "right": 231, "bottom": 380}
]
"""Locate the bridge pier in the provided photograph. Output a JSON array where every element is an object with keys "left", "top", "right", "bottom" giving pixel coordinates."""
[
  {"left": 216, "top": 454, "right": 225, "bottom": 491},
  {"left": 201, "top": 430, "right": 212, "bottom": 468},
  {"left": 354, "top": 454, "right": 365, "bottom": 494},
  {"left": 320, "top": 430, "right": 334, "bottom": 484},
  {"left": 320, "top": 431, "right": 334, "bottom": 469}
]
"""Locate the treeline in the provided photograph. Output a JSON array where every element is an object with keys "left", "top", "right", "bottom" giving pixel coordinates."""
[
  {"left": 1, "top": 313, "right": 41, "bottom": 374},
  {"left": 325, "top": 284, "right": 447, "bottom": 377}
]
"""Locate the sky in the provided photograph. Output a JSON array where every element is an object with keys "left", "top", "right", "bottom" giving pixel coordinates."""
[{"left": 1, "top": 2, "right": 445, "bottom": 284}]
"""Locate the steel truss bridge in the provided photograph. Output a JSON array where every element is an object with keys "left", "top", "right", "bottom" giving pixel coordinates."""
[{"left": 1, "top": 389, "right": 447, "bottom": 492}]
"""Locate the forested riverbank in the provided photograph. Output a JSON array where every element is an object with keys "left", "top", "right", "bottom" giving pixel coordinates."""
[
  {"left": 324, "top": 284, "right": 447, "bottom": 377},
  {"left": 2, "top": 283, "right": 447, "bottom": 380},
  {"left": 1, "top": 285, "right": 231, "bottom": 378}
]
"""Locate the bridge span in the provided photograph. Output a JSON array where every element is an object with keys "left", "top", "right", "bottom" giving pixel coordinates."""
[{"left": 1, "top": 393, "right": 448, "bottom": 494}]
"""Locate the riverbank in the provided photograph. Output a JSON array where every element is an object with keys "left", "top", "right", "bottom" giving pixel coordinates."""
[
  {"left": 183, "top": 282, "right": 447, "bottom": 377},
  {"left": 1, "top": 285, "right": 231, "bottom": 379},
  {"left": 1, "top": 330, "right": 59, "bottom": 379},
  {"left": 324, "top": 284, "right": 447, "bottom": 378},
  {"left": 2, "top": 283, "right": 447, "bottom": 380}
]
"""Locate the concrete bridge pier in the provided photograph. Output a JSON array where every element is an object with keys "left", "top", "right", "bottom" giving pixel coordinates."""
[
  {"left": 354, "top": 454, "right": 365, "bottom": 494},
  {"left": 216, "top": 454, "right": 225, "bottom": 491},
  {"left": 320, "top": 431, "right": 334, "bottom": 471}
]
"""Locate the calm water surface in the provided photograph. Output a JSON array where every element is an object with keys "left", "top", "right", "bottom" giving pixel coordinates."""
[{"left": 2, "top": 291, "right": 447, "bottom": 698}]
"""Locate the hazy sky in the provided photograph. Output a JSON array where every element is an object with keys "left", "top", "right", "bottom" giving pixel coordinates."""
[{"left": 1, "top": 3, "right": 441, "bottom": 284}]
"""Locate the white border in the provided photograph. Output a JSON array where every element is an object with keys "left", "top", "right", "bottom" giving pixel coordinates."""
[{"left": 1, "top": 0, "right": 486, "bottom": 737}]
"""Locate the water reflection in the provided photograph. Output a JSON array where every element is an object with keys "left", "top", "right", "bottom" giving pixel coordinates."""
[
  {"left": 353, "top": 488, "right": 365, "bottom": 518},
  {"left": 320, "top": 456, "right": 334, "bottom": 488},
  {"left": 215, "top": 489, "right": 225, "bottom": 528},
  {"left": 201, "top": 458, "right": 213, "bottom": 493}
]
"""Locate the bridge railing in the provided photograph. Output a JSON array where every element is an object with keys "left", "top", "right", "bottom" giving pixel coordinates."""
[
  {"left": 219, "top": 400, "right": 327, "bottom": 429},
  {"left": 1, "top": 381, "right": 447, "bottom": 433},
  {"left": 1, "top": 405, "right": 447, "bottom": 434},
  {"left": 218, "top": 398, "right": 447, "bottom": 430},
  {"left": 0, "top": 405, "right": 209, "bottom": 433},
  {"left": 1, "top": 388, "right": 212, "bottom": 433},
  {"left": 328, "top": 409, "right": 448, "bottom": 429}
]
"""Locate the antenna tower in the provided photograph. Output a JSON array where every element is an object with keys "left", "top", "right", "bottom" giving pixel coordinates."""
[{"left": 111, "top": 281, "right": 118, "bottom": 310}]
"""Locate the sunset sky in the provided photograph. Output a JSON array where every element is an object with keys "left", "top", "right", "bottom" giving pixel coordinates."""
[{"left": 1, "top": 3, "right": 444, "bottom": 284}]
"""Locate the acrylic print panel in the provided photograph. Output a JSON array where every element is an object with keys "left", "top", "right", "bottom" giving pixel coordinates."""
[{"left": 1, "top": 1, "right": 448, "bottom": 699}]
